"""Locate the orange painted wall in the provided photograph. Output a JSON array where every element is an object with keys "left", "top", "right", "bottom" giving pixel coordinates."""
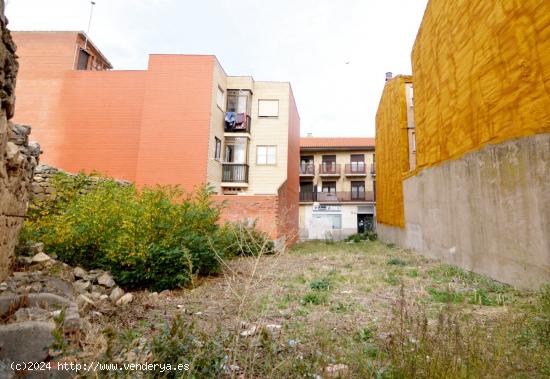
[
  {"left": 13, "top": 32, "right": 79, "bottom": 165},
  {"left": 135, "top": 55, "right": 215, "bottom": 189},
  {"left": 56, "top": 70, "right": 146, "bottom": 181}
]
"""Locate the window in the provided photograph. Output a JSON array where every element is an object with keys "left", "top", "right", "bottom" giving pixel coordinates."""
[
  {"left": 225, "top": 137, "right": 248, "bottom": 163},
  {"left": 350, "top": 154, "right": 365, "bottom": 172},
  {"left": 257, "top": 146, "right": 276, "bottom": 165},
  {"left": 322, "top": 181, "right": 336, "bottom": 193},
  {"left": 77, "top": 49, "right": 90, "bottom": 70},
  {"left": 214, "top": 137, "right": 221, "bottom": 160},
  {"left": 321, "top": 155, "right": 337, "bottom": 173},
  {"left": 227, "top": 90, "right": 251, "bottom": 114},
  {"left": 258, "top": 99, "right": 279, "bottom": 117},
  {"left": 216, "top": 87, "right": 224, "bottom": 110},
  {"left": 313, "top": 214, "right": 342, "bottom": 230},
  {"left": 300, "top": 155, "right": 314, "bottom": 175},
  {"left": 351, "top": 181, "right": 365, "bottom": 200}
]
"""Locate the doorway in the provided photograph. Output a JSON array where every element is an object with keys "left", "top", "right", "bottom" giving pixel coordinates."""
[{"left": 357, "top": 214, "right": 374, "bottom": 233}]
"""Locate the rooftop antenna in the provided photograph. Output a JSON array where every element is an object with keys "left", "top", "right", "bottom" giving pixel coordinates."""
[{"left": 84, "top": 1, "right": 96, "bottom": 50}]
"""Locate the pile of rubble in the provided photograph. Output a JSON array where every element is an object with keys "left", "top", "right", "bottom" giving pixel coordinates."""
[{"left": 0, "top": 244, "right": 134, "bottom": 376}]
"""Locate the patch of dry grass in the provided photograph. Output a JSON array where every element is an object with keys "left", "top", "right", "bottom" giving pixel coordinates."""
[{"left": 73, "top": 240, "right": 548, "bottom": 378}]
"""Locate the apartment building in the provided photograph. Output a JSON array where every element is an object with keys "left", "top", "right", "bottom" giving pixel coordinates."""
[
  {"left": 12, "top": 31, "right": 300, "bottom": 246},
  {"left": 298, "top": 137, "right": 376, "bottom": 240}
]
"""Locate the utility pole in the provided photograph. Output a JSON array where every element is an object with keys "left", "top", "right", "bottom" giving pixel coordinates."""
[{"left": 84, "top": 1, "right": 96, "bottom": 50}]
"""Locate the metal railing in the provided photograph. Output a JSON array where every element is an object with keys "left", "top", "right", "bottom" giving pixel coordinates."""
[
  {"left": 224, "top": 113, "right": 251, "bottom": 134},
  {"left": 299, "top": 191, "right": 375, "bottom": 202},
  {"left": 344, "top": 163, "right": 367, "bottom": 175},
  {"left": 300, "top": 164, "right": 315, "bottom": 176},
  {"left": 318, "top": 163, "right": 341, "bottom": 175},
  {"left": 222, "top": 163, "right": 249, "bottom": 182}
]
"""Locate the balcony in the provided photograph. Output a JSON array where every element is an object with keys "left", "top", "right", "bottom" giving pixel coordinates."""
[
  {"left": 222, "top": 163, "right": 249, "bottom": 184},
  {"left": 224, "top": 112, "right": 251, "bottom": 134},
  {"left": 344, "top": 163, "right": 367, "bottom": 176},
  {"left": 299, "top": 191, "right": 375, "bottom": 203},
  {"left": 318, "top": 163, "right": 341, "bottom": 177},
  {"left": 300, "top": 164, "right": 315, "bottom": 177}
]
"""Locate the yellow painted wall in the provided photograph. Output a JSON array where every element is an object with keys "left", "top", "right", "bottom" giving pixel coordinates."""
[
  {"left": 412, "top": 0, "right": 550, "bottom": 169},
  {"left": 375, "top": 76, "right": 412, "bottom": 227}
]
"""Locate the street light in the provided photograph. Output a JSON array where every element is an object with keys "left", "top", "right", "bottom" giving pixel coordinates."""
[{"left": 84, "top": 1, "right": 96, "bottom": 50}]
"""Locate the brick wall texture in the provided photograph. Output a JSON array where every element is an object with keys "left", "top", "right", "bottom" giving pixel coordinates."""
[{"left": 11, "top": 32, "right": 299, "bottom": 245}]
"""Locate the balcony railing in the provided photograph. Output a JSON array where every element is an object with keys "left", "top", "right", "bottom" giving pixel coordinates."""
[
  {"left": 300, "top": 164, "right": 315, "bottom": 176},
  {"left": 318, "top": 163, "right": 341, "bottom": 176},
  {"left": 299, "top": 191, "right": 375, "bottom": 203},
  {"left": 222, "top": 163, "right": 249, "bottom": 183},
  {"left": 344, "top": 163, "right": 367, "bottom": 175},
  {"left": 224, "top": 113, "right": 251, "bottom": 134}
]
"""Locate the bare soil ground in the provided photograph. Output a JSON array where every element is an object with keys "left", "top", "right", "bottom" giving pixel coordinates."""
[{"left": 63, "top": 240, "right": 546, "bottom": 378}]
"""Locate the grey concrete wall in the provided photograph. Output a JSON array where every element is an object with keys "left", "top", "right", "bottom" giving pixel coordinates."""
[{"left": 377, "top": 134, "right": 550, "bottom": 289}]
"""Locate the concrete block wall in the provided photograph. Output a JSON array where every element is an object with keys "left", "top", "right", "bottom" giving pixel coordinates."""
[{"left": 378, "top": 134, "right": 549, "bottom": 289}]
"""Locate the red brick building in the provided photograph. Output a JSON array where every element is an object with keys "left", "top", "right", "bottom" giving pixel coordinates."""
[{"left": 12, "top": 31, "right": 300, "bottom": 246}]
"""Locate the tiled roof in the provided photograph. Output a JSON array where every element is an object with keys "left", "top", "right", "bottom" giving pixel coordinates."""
[{"left": 300, "top": 137, "right": 375, "bottom": 149}]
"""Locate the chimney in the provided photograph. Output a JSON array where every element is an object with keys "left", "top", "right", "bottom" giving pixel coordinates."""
[
  {"left": 306, "top": 132, "right": 313, "bottom": 137},
  {"left": 385, "top": 72, "right": 393, "bottom": 82}
]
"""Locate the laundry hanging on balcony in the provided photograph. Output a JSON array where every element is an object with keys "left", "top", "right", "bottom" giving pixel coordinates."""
[
  {"left": 225, "top": 112, "right": 236, "bottom": 129},
  {"left": 234, "top": 113, "right": 247, "bottom": 130}
]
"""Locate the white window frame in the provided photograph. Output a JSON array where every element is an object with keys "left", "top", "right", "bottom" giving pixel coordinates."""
[
  {"left": 258, "top": 99, "right": 279, "bottom": 118},
  {"left": 256, "top": 145, "right": 277, "bottom": 165},
  {"left": 214, "top": 137, "right": 221, "bottom": 160}
]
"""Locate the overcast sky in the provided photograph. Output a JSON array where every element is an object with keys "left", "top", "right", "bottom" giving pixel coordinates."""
[{"left": 6, "top": 0, "right": 428, "bottom": 137}]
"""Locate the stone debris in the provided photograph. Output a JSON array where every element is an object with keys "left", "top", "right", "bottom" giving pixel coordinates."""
[
  {"left": 265, "top": 324, "right": 282, "bottom": 332},
  {"left": 73, "top": 279, "right": 91, "bottom": 293},
  {"left": 324, "top": 364, "right": 350, "bottom": 378},
  {"left": 74, "top": 267, "right": 87, "bottom": 279},
  {"left": 77, "top": 294, "right": 95, "bottom": 308},
  {"left": 240, "top": 325, "right": 258, "bottom": 337},
  {"left": 97, "top": 272, "right": 116, "bottom": 288},
  {"left": 109, "top": 287, "right": 125, "bottom": 302},
  {"left": 31, "top": 252, "right": 51, "bottom": 263},
  {"left": 116, "top": 293, "right": 134, "bottom": 306}
]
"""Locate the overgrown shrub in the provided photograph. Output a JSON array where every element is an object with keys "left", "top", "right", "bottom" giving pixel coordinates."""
[
  {"left": 345, "top": 231, "right": 378, "bottom": 243},
  {"left": 21, "top": 172, "right": 273, "bottom": 291},
  {"left": 217, "top": 221, "right": 275, "bottom": 257}
]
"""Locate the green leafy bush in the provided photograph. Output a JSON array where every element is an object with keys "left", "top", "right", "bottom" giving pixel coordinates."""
[
  {"left": 345, "top": 231, "right": 378, "bottom": 243},
  {"left": 21, "top": 172, "right": 272, "bottom": 291}
]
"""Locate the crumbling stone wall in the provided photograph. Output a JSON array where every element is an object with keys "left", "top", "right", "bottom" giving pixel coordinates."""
[
  {"left": 0, "top": 0, "right": 40, "bottom": 281},
  {"left": 31, "top": 165, "right": 130, "bottom": 202}
]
